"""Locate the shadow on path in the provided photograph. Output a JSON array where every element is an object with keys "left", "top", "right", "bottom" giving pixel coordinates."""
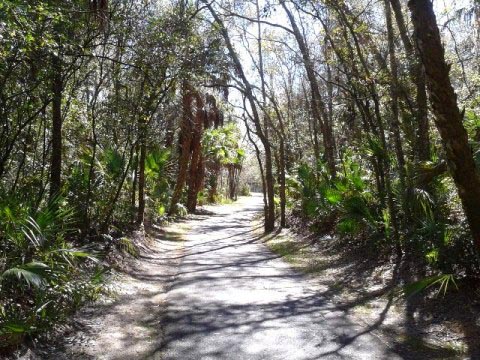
[{"left": 159, "top": 194, "right": 402, "bottom": 360}]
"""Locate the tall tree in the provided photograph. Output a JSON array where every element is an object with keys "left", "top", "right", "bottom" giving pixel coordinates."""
[
  {"left": 49, "top": 55, "right": 63, "bottom": 199},
  {"left": 203, "top": 0, "right": 276, "bottom": 232},
  {"left": 281, "top": 0, "right": 337, "bottom": 177},
  {"left": 389, "top": 0, "right": 430, "bottom": 162},
  {"left": 409, "top": 0, "right": 480, "bottom": 250}
]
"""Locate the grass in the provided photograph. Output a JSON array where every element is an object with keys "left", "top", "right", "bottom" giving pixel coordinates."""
[
  {"left": 261, "top": 226, "right": 326, "bottom": 275},
  {"left": 162, "top": 229, "right": 185, "bottom": 242},
  {"left": 210, "top": 194, "right": 235, "bottom": 205},
  {"left": 147, "top": 221, "right": 189, "bottom": 243},
  {"left": 353, "top": 303, "right": 376, "bottom": 316},
  {"left": 304, "top": 259, "right": 327, "bottom": 274},
  {"left": 398, "top": 334, "right": 468, "bottom": 358},
  {"left": 269, "top": 241, "right": 297, "bottom": 258}
]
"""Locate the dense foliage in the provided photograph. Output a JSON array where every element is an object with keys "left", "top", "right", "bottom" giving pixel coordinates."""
[
  {"left": 0, "top": 0, "right": 244, "bottom": 350},
  {"left": 200, "top": 0, "right": 480, "bottom": 283}
]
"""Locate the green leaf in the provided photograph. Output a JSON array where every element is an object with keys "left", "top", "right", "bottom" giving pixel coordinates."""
[
  {"left": 102, "top": 148, "right": 124, "bottom": 178},
  {"left": 402, "top": 274, "right": 458, "bottom": 298},
  {"left": 21, "top": 216, "right": 45, "bottom": 248},
  {"left": 1, "top": 262, "right": 49, "bottom": 288},
  {"left": 1, "top": 323, "right": 29, "bottom": 334},
  {"left": 55, "top": 247, "right": 100, "bottom": 265},
  {"left": 303, "top": 198, "right": 318, "bottom": 217},
  {"left": 337, "top": 218, "right": 360, "bottom": 234},
  {"left": 325, "top": 188, "right": 342, "bottom": 205}
]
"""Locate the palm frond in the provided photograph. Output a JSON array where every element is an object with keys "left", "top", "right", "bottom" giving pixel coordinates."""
[{"left": 1, "top": 262, "right": 49, "bottom": 288}]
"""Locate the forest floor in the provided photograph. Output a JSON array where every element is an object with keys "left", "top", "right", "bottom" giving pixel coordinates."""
[{"left": 13, "top": 194, "right": 475, "bottom": 359}]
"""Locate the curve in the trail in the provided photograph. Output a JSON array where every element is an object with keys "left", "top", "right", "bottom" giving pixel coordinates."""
[{"left": 160, "top": 194, "right": 400, "bottom": 360}]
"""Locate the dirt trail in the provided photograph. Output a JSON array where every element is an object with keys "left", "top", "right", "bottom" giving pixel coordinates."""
[
  {"left": 37, "top": 194, "right": 400, "bottom": 359},
  {"left": 161, "top": 194, "right": 399, "bottom": 359}
]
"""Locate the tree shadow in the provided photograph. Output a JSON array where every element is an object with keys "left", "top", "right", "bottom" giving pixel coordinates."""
[{"left": 262, "top": 224, "right": 476, "bottom": 359}]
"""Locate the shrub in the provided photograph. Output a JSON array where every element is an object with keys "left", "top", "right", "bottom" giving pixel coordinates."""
[
  {"left": 0, "top": 193, "right": 107, "bottom": 350},
  {"left": 296, "top": 154, "right": 377, "bottom": 236},
  {"left": 240, "top": 184, "right": 251, "bottom": 196}
]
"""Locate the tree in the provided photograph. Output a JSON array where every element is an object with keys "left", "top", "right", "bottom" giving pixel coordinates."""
[
  {"left": 409, "top": 0, "right": 480, "bottom": 250},
  {"left": 202, "top": 0, "right": 276, "bottom": 232},
  {"left": 203, "top": 124, "right": 245, "bottom": 201},
  {"left": 281, "top": 0, "right": 337, "bottom": 177}
]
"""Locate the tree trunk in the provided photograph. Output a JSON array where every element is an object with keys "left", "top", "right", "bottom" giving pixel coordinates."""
[
  {"left": 269, "top": 93, "right": 288, "bottom": 228},
  {"left": 385, "top": 0, "right": 408, "bottom": 236},
  {"left": 255, "top": 0, "right": 275, "bottom": 230},
  {"left": 204, "top": 1, "right": 275, "bottom": 231},
  {"left": 131, "top": 145, "right": 138, "bottom": 222},
  {"left": 264, "top": 144, "right": 275, "bottom": 232},
  {"left": 390, "top": 0, "right": 430, "bottom": 162},
  {"left": 228, "top": 167, "right": 235, "bottom": 200},
  {"left": 385, "top": 0, "right": 406, "bottom": 183},
  {"left": 136, "top": 133, "right": 146, "bottom": 225},
  {"left": 168, "top": 81, "right": 194, "bottom": 216},
  {"left": 475, "top": 0, "right": 480, "bottom": 73},
  {"left": 279, "top": 139, "right": 287, "bottom": 228},
  {"left": 101, "top": 143, "right": 136, "bottom": 232},
  {"left": 409, "top": 0, "right": 480, "bottom": 250},
  {"left": 208, "top": 160, "right": 220, "bottom": 203},
  {"left": 84, "top": 103, "right": 98, "bottom": 232},
  {"left": 187, "top": 94, "right": 205, "bottom": 213},
  {"left": 50, "top": 55, "right": 62, "bottom": 199},
  {"left": 243, "top": 114, "right": 268, "bottom": 224},
  {"left": 415, "top": 59, "right": 430, "bottom": 162},
  {"left": 282, "top": 1, "right": 336, "bottom": 177}
]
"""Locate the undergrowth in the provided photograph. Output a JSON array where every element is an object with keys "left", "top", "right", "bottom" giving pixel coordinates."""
[
  {"left": 0, "top": 193, "right": 108, "bottom": 353},
  {"left": 288, "top": 153, "right": 480, "bottom": 296}
]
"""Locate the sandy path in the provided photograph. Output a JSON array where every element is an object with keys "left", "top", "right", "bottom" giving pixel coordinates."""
[
  {"left": 37, "top": 194, "right": 400, "bottom": 360},
  {"left": 160, "top": 194, "right": 400, "bottom": 359}
]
